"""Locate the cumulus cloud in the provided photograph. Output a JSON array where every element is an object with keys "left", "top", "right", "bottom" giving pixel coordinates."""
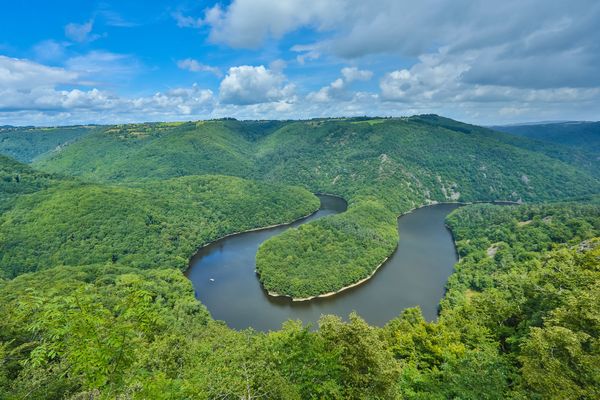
[
  {"left": 131, "top": 85, "right": 214, "bottom": 116},
  {"left": 308, "top": 67, "right": 372, "bottom": 102},
  {"left": 379, "top": 50, "right": 600, "bottom": 110},
  {"left": 341, "top": 67, "right": 373, "bottom": 82},
  {"left": 200, "top": 0, "right": 345, "bottom": 48},
  {"left": 201, "top": 0, "right": 600, "bottom": 92},
  {"left": 0, "top": 55, "right": 213, "bottom": 120},
  {"left": 177, "top": 59, "right": 222, "bottom": 76},
  {"left": 219, "top": 65, "right": 294, "bottom": 105},
  {"left": 0, "top": 55, "right": 78, "bottom": 90}
]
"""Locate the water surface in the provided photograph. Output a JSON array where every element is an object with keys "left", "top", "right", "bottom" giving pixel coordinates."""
[{"left": 186, "top": 196, "right": 460, "bottom": 331}]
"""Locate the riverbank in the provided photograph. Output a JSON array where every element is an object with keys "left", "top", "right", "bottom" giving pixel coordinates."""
[
  {"left": 186, "top": 201, "right": 462, "bottom": 330},
  {"left": 185, "top": 203, "right": 322, "bottom": 272},
  {"left": 265, "top": 250, "right": 395, "bottom": 301},
  {"left": 263, "top": 199, "right": 519, "bottom": 301}
]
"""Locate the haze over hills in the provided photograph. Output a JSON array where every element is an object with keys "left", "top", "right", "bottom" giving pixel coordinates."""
[
  {"left": 0, "top": 126, "right": 102, "bottom": 163},
  {"left": 491, "top": 121, "right": 600, "bottom": 153}
]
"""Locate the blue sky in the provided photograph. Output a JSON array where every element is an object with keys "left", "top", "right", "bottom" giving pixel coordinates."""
[{"left": 1, "top": 0, "right": 599, "bottom": 125}]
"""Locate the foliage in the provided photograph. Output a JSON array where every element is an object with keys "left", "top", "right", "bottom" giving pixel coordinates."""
[
  {"left": 0, "top": 117, "right": 599, "bottom": 398},
  {"left": 0, "top": 175, "right": 318, "bottom": 278},
  {"left": 438, "top": 203, "right": 600, "bottom": 399},
  {"left": 0, "top": 155, "right": 59, "bottom": 213},
  {"left": 257, "top": 200, "right": 398, "bottom": 298},
  {"left": 0, "top": 125, "right": 101, "bottom": 163},
  {"left": 492, "top": 121, "right": 600, "bottom": 153},
  {"left": 32, "top": 116, "right": 600, "bottom": 296},
  {"left": 0, "top": 266, "right": 401, "bottom": 399},
  {"left": 0, "top": 264, "right": 210, "bottom": 399}
]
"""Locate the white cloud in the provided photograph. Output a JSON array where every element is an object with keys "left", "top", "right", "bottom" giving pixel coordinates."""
[
  {"left": 200, "top": 0, "right": 344, "bottom": 48},
  {"left": 0, "top": 55, "right": 213, "bottom": 119},
  {"left": 219, "top": 65, "right": 294, "bottom": 105},
  {"left": 378, "top": 49, "right": 600, "bottom": 114},
  {"left": 341, "top": 67, "right": 372, "bottom": 82},
  {"left": 200, "top": 0, "right": 600, "bottom": 90},
  {"left": 64, "top": 20, "right": 101, "bottom": 43},
  {"left": 131, "top": 85, "right": 214, "bottom": 116},
  {"left": 33, "top": 40, "right": 68, "bottom": 62},
  {"left": 308, "top": 67, "right": 372, "bottom": 102},
  {"left": 65, "top": 51, "right": 140, "bottom": 84},
  {"left": 177, "top": 59, "right": 222, "bottom": 76},
  {"left": 0, "top": 55, "right": 78, "bottom": 90},
  {"left": 292, "top": 45, "right": 321, "bottom": 64}
]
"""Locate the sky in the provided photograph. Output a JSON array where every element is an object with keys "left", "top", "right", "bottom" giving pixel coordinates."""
[{"left": 0, "top": 0, "right": 599, "bottom": 126}]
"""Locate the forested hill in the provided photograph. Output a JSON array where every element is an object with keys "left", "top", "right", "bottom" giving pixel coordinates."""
[
  {"left": 1, "top": 201, "right": 598, "bottom": 398},
  {"left": 0, "top": 155, "right": 59, "bottom": 211},
  {"left": 491, "top": 121, "right": 600, "bottom": 153},
  {"left": 0, "top": 125, "right": 102, "bottom": 163},
  {"left": 34, "top": 116, "right": 598, "bottom": 205},
  {"left": 0, "top": 116, "right": 599, "bottom": 398},
  {"left": 29, "top": 115, "right": 600, "bottom": 298}
]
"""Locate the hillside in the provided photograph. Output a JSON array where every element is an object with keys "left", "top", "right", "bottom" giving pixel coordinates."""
[
  {"left": 35, "top": 116, "right": 599, "bottom": 205},
  {"left": 0, "top": 175, "right": 318, "bottom": 279},
  {"left": 32, "top": 116, "right": 600, "bottom": 297},
  {"left": 492, "top": 121, "right": 600, "bottom": 153},
  {"left": 0, "top": 125, "right": 102, "bottom": 163},
  {"left": 1, "top": 201, "right": 598, "bottom": 399},
  {"left": 0, "top": 155, "right": 59, "bottom": 212}
]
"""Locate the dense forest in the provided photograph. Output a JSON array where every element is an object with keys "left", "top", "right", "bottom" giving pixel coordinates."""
[
  {"left": 1, "top": 201, "right": 598, "bottom": 399},
  {"left": 0, "top": 125, "right": 101, "bottom": 163},
  {"left": 0, "top": 155, "right": 59, "bottom": 212},
  {"left": 257, "top": 200, "right": 398, "bottom": 298},
  {"left": 0, "top": 116, "right": 598, "bottom": 398},
  {"left": 30, "top": 116, "right": 600, "bottom": 297},
  {"left": 492, "top": 121, "right": 600, "bottom": 153},
  {"left": 0, "top": 170, "right": 318, "bottom": 278},
  {"left": 490, "top": 121, "right": 600, "bottom": 178}
]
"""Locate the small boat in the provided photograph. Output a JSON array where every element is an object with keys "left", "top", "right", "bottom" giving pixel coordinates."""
[{"left": 209, "top": 278, "right": 215, "bottom": 282}]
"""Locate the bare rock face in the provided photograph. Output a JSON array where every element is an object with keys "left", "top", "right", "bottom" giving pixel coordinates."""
[{"left": 577, "top": 238, "right": 600, "bottom": 253}]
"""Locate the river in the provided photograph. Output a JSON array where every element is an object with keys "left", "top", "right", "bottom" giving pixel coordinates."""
[{"left": 186, "top": 195, "right": 460, "bottom": 331}]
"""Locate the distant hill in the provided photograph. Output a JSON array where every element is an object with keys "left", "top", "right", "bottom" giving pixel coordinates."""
[
  {"left": 0, "top": 125, "right": 103, "bottom": 163},
  {"left": 491, "top": 121, "right": 600, "bottom": 153},
  {"left": 0, "top": 155, "right": 59, "bottom": 211},
  {"left": 0, "top": 174, "right": 317, "bottom": 278},
  {"left": 34, "top": 116, "right": 599, "bottom": 207}
]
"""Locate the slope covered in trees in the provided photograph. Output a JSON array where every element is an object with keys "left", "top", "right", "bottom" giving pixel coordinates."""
[
  {"left": 1, "top": 201, "right": 598, "bottom": 399},
  {"left": 0, "top": 125, "right": 101, "bottom": 163},
  {"left": 491, "top": 121, "right": 600, "bottom": 153},
  {"left": 0, "top": 155, "right": 59, "bottom": 212},
  {"left": 35, "top": 117, "right": 599, "bottom": 205},
  {"left": 490, "top": 121, "right": 600, "bottom": 178},
  {"left": 0, "top": 174, "right": 318, "bottom": 279},
  {"left": 257, "top": 200, "right": 399, "bottom": 298},
  {"left": 32, "top": 116, "right": 600, "bottom": 297}
]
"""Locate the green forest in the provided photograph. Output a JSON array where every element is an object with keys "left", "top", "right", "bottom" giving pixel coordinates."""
[
  {"left": 0, "top": 167, "right": 319, "bottom": 278},
  {"left": 1, "top": 200, "right": 598, "bottom": 399},
  {"left": 0, "top": 116, "right": 599, "bottom": 398},
  {"left": 29, "top": 116, "right": 600, "bottom": 297}
]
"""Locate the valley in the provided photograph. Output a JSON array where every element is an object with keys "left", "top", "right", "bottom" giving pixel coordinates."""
[{"left": 0, "top": 116, "right": 598, "bottom": 399}]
